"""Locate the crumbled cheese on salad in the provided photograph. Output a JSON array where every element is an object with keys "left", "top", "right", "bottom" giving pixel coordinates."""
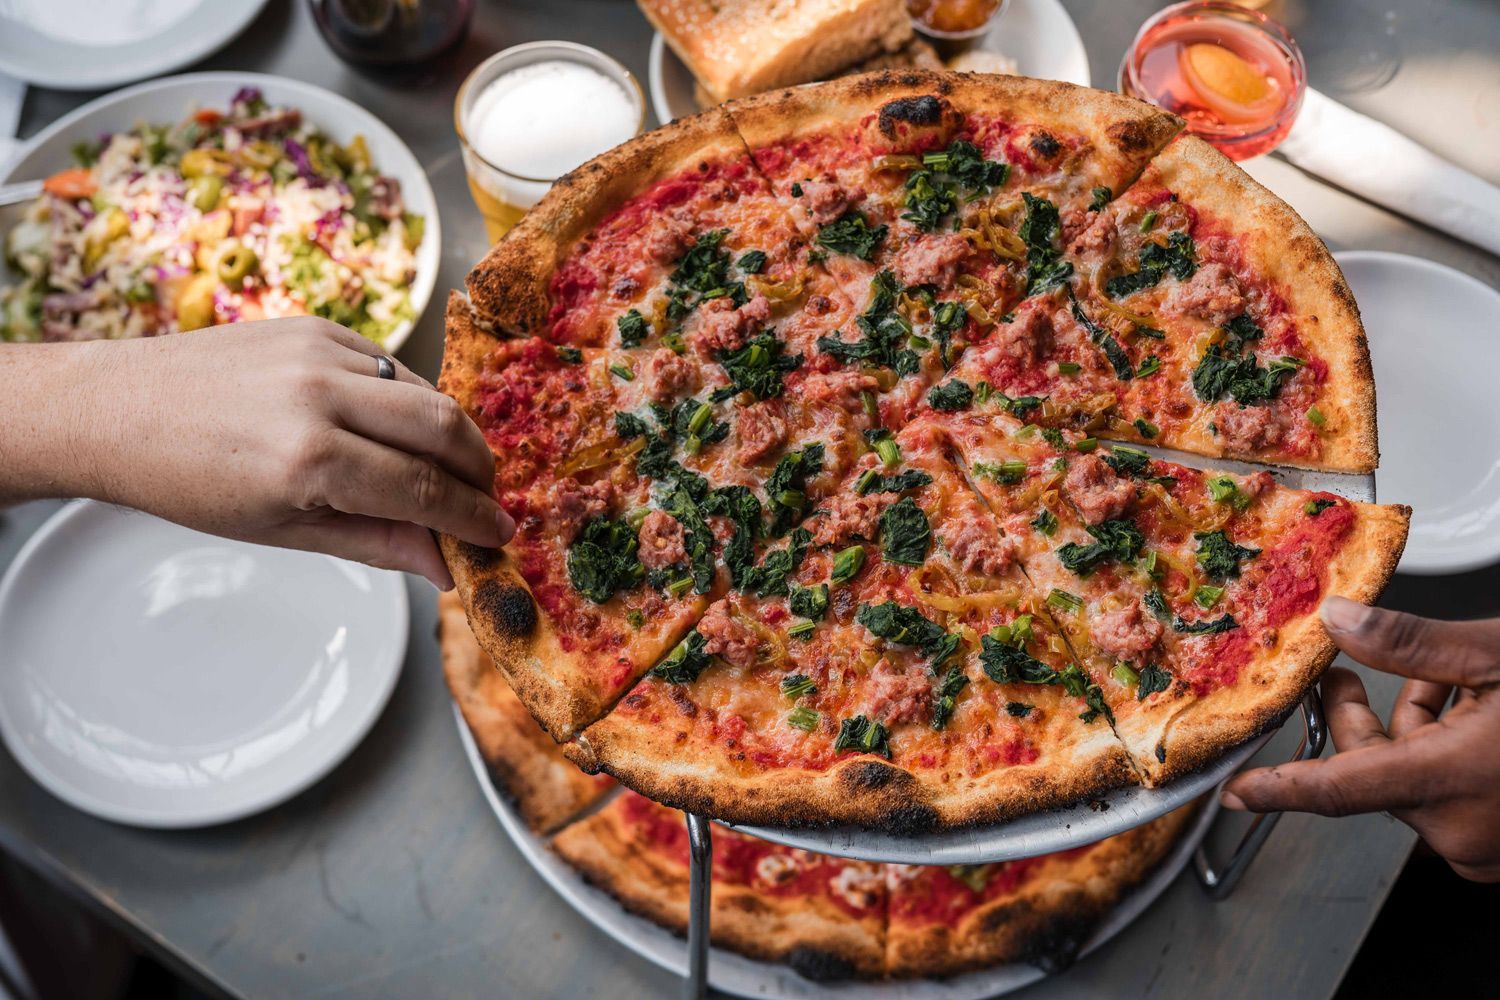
[{"left": 1, "top": 87, "right": 424, "bottom": 344}]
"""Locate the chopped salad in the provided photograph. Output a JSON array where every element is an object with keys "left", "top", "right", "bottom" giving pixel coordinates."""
[{"left": 1, "top": 87, "right": 425, "bottom": 344}]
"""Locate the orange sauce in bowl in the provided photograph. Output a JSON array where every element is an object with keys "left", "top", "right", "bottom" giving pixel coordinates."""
[{"left": 908, "top": 0, "right": 1001, "bottom": 34}]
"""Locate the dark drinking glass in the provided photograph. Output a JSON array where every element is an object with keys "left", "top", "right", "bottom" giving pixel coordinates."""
[{"left": 309, "top": 0, "right": 475, "bottom": 71}]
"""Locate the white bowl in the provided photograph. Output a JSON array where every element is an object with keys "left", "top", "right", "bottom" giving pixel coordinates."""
[{"left": 0, "top": 71, "right": 439, "bottom": 354}]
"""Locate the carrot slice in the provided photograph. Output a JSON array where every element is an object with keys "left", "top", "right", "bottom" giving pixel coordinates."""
[{"left": 43, "top": 167, "right": 97, "bottom": 200}]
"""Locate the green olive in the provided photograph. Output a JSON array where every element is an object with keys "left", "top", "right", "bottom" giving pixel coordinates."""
[
  {"left": 189, "top": 175, "right": 222, "bottom": 212},
  {"left": 217, "top": 244, "right": 259, "bottom": 284}
]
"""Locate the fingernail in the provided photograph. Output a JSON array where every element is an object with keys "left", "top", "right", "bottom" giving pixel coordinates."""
[
  {"left": 496, "top": 509, "right": 516, "bottom": 545},
  {"left": 1321, "top": 596, "right": 1370, "bottom": 634},
  {"left": 1220, "top": 790, "right": 1247, "bottom": 811}
]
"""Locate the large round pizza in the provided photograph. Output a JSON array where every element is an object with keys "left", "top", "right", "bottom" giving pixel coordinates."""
[{"left": 439, "top": 71, "right": 1410, "bottom": 833}]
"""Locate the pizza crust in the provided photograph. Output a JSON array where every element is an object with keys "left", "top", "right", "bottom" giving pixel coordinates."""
[
  {"left": 551, "top": 795, "right": 887, "bottom": 979},
  {"left": 1120, "top": 502, "right": 1411, "bottom": 784},
  {"left": 726, "top": 70, "right": 1184, "bottom": 199},
  {"left": 465, "top": 105, "right": 751, "bottom": 335},
  {"left": 568, "top": 702, "right": 1141, "bottom": 831},
  {"left": 437, "top": 590, "right": 614, "bottom": 833},
  {"left": 1145, "top": 136, "right": 1379, "bottom": 473},
  {"left": 884, "top": 802, "right": 1198, "bottom": 976}
]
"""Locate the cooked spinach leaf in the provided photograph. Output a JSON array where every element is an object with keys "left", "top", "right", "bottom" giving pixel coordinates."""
[
  {"left": 817, "top": 271, "right": 920, "bottom": 377},
  {"left": 765, "top": 443, "right": 825, "bottom": 535},
  {"left": 856, "top": 601, "right": 960, "bottom": 669},
  {"left": 816, "top": 211, "right": 887, "bottom": 260},
  {"left": 712, "top": 332, "right": 802, "bottom": 402},
  {"left": 650, "top": 631, "right": 712, "bottom": 684},
  {"left": 880, "top": 496, "right": 931, "bottom": 565},
  {"left": 789, "top": 583, "right": 829, "bottom": 621},
  {"left": 1195, "top": 529, "right": 1259, "bottom": 580},
  {"left": 927, "top": 379, "right": 973, "bottom": 411},
  {"left": 566, "top": 518, "right": 644, "bottom": 603},
  {"left": 1056, "top": 518, "right": 1144, "bottom": 576},
  {"left": 617, "top": 309, "right": 649, "bottom": 348},
  {"left": 833, "top": 715, "right": 891, "bottom": 757},
  {"left": 1172, "top": 613, "right": 1240, "bottom": 634},
  {"left": 1137, "top": 663, "right": 1173, "bottom": 700},
  {"left": 931, "top": 666, "right": 970, "bottom": 730},
  {"left": 1103, "top": 231, "right": 1196, "bottom": 299}
]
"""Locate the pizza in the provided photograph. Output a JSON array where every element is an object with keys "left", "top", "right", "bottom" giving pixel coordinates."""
[
  {"left": 440, "top": 70, "right": 1409, "bottom": 831},
  {"left": 440, "top": 600, "right": 1199, "bottom": 980}
]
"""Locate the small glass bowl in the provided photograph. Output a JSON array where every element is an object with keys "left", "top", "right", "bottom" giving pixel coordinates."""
[{"left": 908, "top": 0, "right": 1011, "bottom": 60}]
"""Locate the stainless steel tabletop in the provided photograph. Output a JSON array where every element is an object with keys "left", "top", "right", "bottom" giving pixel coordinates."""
[{"left": 4, "top": 1, "right": 1498, "bottom": 997}]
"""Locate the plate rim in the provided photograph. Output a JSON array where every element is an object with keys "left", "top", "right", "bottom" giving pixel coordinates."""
[
  {"left": 647, "top": 0, "right": 1091, "bottom": 127},
  {"left": 0, "top": 70, "right": 440, "bottom": 354},
  {"left": 0, "top": 499, "right": 410, "bottom": 829},
  {"left": 1334, "top": 248, "right": 1500, "bottom": 576},
  {"left": 0, "top": 0, "right": 270, "bottom": 91},
  {"left": 452, "top": 702, "right": 1215, "bottom": 1000}
]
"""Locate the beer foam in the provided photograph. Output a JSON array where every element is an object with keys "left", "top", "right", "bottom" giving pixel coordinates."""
[{"left": 467, "top": 60, "right": 639, "bottom": 180}]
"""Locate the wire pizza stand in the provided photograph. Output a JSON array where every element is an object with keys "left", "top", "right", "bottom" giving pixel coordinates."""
[{"left": 672, "top": 457, "right": 1369, "bottom": 1000}]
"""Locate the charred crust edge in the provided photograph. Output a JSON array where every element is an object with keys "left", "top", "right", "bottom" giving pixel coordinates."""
[
  {"left": 877, "top": 95, "right": 945, "bottom": 136},
  {"left": 784, "top": 947, "right": 857, "bottom": 983},
  {"left": 473, "top": 578, "right": 537, "bottom": 640}
]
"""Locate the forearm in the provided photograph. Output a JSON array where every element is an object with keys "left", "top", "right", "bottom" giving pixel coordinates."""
[{"left": 0, "top": 341, "right": 110, "bottom": 506}]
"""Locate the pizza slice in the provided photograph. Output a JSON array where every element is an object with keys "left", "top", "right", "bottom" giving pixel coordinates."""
[
  {"left": 726, "top": 70, "right": 1183, "bottom": 289},
  {"left": 439, "top": 294, "right": 726, "bottom": 740},
  {"left": 438, "top": 591, "right": 615, "bottom": 833},
  {"left": 464, "top": 102, "right": 841, "bottom": 357},
  {"left": 884, "top": 801, "right": 1197, "bottom": 976},
  {"left": 941, "top": 411, "right": 1409, "bottom": 782},
  {"left": 550, "top": 791, "right": 887, "bottom": 980},
  {"left": 947, "top": 134, "right": 1375, "bottom": 472},
  {"left": 568, "top": 419, "right": 1135, "bottom": 830}
]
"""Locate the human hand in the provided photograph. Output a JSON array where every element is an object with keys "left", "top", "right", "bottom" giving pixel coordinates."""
[
  {"left": 66, "top": 318, "right": 511, "bottom": 589},
  {"left": 1222, "top": 596, "right": 1500, "bottom": 882}
]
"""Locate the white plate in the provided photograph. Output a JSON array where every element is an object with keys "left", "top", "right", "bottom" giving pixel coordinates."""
[
  {"left": 0, "top": 502, "right": 408, "bottom": 828},
  {"left": 648, "top": 0, "right": 1091, "bottom": 125},
  {"left": 0, "top": 0, "right": 268, "bottom": 91},
  {"left": 1336, "top": 251, "right": 1500, "bottom": 575},
  {"left": 0, "top": 71, "right": 439, "bottom": 354},
  {"left": 454, "top": 705, "right": 1214, "bottom": 1000}
]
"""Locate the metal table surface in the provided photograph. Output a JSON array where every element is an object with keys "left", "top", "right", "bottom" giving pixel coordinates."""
[{"left": 3, "top": 1, "right": 1497, "bottom": 997}]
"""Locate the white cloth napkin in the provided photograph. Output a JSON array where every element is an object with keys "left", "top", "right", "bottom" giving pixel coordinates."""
[{"left": 1278, "top": 87, "right": 1500, "bottom": 257}]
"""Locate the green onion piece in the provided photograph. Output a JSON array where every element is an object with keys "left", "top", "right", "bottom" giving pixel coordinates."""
[
  {"left": 1139, "top": 549, "right": 1160, "bottom": 577},
  {"left": 855, "top": 469, "right": 880, "bottom": 495},
  {"left": 909, "top": 334, "right": 932, "bottom": 350},
  {"left": 1047, "top": 588, "right": 1083, "bottom": 614},
  {"left": 875, "top": 437, "right": 901, "bottom": 467},
  {"left": 781, "top": 673, "right": 817, "bottom": 698},
  {"left": 1133, "top": 418, "right": 1159, "bottom": 439},
  {"left": 975, "top": 380, "right": 992, "bottom": 404},
  {"left": 1206, "top": 475, "right": 1250, "bottom": 510},
  {"left": 1014, "top": 423, "right": 1039, "bottom": 440},
  {"left": 787, "top": 620, "right": 817, "bottom": 640},
  {"left": 1074, "top": 437, "right": 1098, "bottom": 452},
  {"left": 667, "top": 576, "right": 693, "bottom": 598},
  {"left": 1195, "top": 585, "right": 1225, "bottom": 609},
  {"left": 627, "top": 507, "right": 650, "bottom": 529},
  {"left": 609, "top": 364, "right": 634, "bottom": 382},
  {"left": 1058, "top": 361, "right": 1082, "bottom": 375},
  {"left": 777, "top": 489, "right": 806, "bottom": 511},
  {"left": 1112, "top": 662, "right": 1140, "bottom": 687},
  {"left": 687, "top": 402, "right": 713, "bottom": 435},
  {"left": 787, "top": 706, "right": 820, "bottom": 731},
  {"left": 831, "top": 545, "right": 866, "bottom": 584},
  {"left": 683, "top": 435, "right": 703, "bottom": 455},
  {"left": 861, "top": 390, "right": 879, "bottom": 420},
  {"left": 1139, "top": 210, "right": 1158, "bottom": 232},
  {"left": 662, "top": 331, "right": 687, "bottom": 355},
  {"left": 1136, "top": 355, "right": 1162, "bottom": 378},
  {"left": 1307, "top": 406, "right": 1326, "bottom": 427}
]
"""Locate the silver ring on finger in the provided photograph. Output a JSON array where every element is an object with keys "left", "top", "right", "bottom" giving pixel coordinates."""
[{"left": 374, "top": 354, "right": 396, "bottom": 380}]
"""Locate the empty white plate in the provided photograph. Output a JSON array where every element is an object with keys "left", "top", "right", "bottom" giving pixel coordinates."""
[
  {"left": 648, "top": 0, "right": 1091, "bottom": 125},
  {"left": 0, "top": 501, "right": 408, "bottom": 827},
  {"left": 1336, "top": 251, "right": 1500, "bottom": 575}
]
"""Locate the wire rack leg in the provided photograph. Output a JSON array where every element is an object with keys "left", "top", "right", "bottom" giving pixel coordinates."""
[
  {"left": 683, "top": 813, "right": 713, "bottom": 1000},
  {"left": 1194, "top": 687, "right": 1327, "bottom": 899}
]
